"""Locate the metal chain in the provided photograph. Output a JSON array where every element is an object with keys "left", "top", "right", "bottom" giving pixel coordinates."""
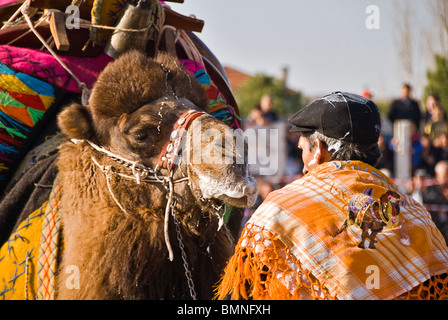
[{"left": 170, "top": 202, "right": 197, "bottom": 300}]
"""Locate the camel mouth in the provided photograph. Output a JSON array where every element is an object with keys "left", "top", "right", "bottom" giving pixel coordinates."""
[
  {"left": 217, "top": 192, "right": 258, "bottom": 208},
  {"left": 197, "top": 173, "right": 258, "bottom": 208}
]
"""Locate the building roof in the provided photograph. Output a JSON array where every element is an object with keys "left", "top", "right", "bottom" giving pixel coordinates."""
[{"left": 223, "top": 66, "right": 251, "bottom": 91}]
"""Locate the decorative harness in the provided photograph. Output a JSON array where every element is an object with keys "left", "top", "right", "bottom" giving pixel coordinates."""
[
  {"left": 72, "top": 109, "right": 207, "bottom": 300},
  {"left": 157, "top": 109, "right": 207, "bottom": 171},
  {"left": 349, "top": 192, "right": 401, "bottom": 229},
  {"left": 379, "top": 194, "right": 401, "bottom": 228}
]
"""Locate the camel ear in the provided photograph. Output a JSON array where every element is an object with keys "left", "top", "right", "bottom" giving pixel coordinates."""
[{"left": 57, "top": 103, "right": 94, "bottom": 140}]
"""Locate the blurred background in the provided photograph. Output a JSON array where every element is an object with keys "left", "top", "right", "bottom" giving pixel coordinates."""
[
  {"left": 171, "top": 0, "right": 447, "bottom": 114},
  {"left": 170, "top": 0, "right": 448, "bottom": 241}
]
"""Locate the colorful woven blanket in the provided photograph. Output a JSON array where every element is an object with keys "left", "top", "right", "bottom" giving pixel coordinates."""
[
  {"left": 0, "top": 45, "right": 112, "bottom": 185},
  {"left": 0, "top": 60, "right": 54, "bottom": 184},
  {"left": 180, "top": 59, "right": 240, "bottom": 129},
  {"left": 0, "top": 46, "right": 112, "bottom": 94},
  {"left": 216, "top": 161, "right": 448, "bottom": 300}
]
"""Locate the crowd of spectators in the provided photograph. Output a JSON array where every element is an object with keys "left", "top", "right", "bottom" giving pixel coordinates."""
[
  {"left": 377, "top": 85, "right": 448, "bottom": 243},
  {"left": 243, "top": 88, "right": 448, "bottom": 244}
]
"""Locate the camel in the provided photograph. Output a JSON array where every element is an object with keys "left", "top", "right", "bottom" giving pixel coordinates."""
[
  {"left": 332, "top": 188, "right": 408, "bottom": 249},
  {"left": 55, "top": 50, "right": 257, "bottom": 299}
]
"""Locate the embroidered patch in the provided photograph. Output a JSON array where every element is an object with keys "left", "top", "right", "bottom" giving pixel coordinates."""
[{"left": 332, "top": 188, "right": 405, "bottom": 249}]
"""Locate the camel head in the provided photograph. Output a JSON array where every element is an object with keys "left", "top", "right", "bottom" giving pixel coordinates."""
[
  {"left": 380, "top": 190, "right": 403, "bottom": 223},
  {"left": 57, "top": 50, "right": 257, "bottom": 213}
]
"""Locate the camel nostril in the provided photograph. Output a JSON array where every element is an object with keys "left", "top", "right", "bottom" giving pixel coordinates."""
[
  {"left": 244, "top": 183, "right": 258, "bottom": 207},
  {"left": 246, "top": 185, "right": 257, "bottom": 195},
  {"left": 243, "top": 181, "right": 258, "bottom": 197}
]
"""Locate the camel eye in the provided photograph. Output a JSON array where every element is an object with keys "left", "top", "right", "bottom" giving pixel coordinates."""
[{"left": 133, "top": 131, "right": 148, "bottom": 142}]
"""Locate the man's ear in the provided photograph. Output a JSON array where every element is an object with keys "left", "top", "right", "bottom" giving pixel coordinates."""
[
  {"left": 314, "top": 139, "right": 331, "bottom": 163},
  {"left": 57, "top": 103, "right": 93, "bottom": 140}
]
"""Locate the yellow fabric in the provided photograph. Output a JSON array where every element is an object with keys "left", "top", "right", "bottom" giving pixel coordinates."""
[
  {"left": 0, "top": 74, "right": 36, "bottom": 95},
  {"left": 216, "top": 161, "right": 448, "bottom": 300},
  {"left": 90, "top": 0, "right": 164, "bottom": 44},
  {"left": 91, "top": 0, "right": 113, "bottom": 44},
  {"left": 0, "top": 179, "right": 63, "bottom": 300},
  {"left": 0, "top": 202, "right": 47, "bottom": 300},
  {"left": 38, "top": 95, "right": 55, "bottom": 110}
]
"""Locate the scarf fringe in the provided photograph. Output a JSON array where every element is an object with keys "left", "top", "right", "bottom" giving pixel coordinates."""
[
  {"left": 215, "top": 223, "right": 448, "bottom": 300},
  {"left": 215, "top": 223, "right": 336, "bottom": 300}
]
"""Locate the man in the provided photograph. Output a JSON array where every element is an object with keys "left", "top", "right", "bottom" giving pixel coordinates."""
[
  {"left": 422, "top": 160, "right": 448, "bottom": 243},
  {"left": 388, "top": 83, "right": 422, "bottom": 131},
  {"left": 260, "top": 94, "right": 279, "bottom": 122},
  {"left": 216, "top": 92, "right": 448, "bottom": 300}
]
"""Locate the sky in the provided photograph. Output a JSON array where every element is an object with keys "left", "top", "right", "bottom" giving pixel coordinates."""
[{"left": 170, "top": 0, "right": 437, "bottom": 101}]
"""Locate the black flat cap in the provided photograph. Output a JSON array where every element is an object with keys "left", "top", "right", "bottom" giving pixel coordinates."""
[{"left": 288, "top": 91, "right": 381, "bottom": 145}]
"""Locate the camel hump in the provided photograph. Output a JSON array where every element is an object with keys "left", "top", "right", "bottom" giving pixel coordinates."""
[{"left": 348, "top": 193, "right": 377, "bottom": 214}]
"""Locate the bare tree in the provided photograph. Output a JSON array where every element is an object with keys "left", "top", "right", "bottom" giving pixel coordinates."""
[
  {"left": 427, "top": 0, "right": 448, "bottom": 58},
  {"left": 393, "top": 0, "right": 416, "bottom": 83}
]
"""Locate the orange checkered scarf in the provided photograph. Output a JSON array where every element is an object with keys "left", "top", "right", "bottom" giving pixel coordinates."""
[{"left": 216, "top": 161, "right": 448, "bottom": 300}]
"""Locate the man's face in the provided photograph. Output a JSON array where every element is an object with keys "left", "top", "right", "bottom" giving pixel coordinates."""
[
  {"left": 298, "top": 135, "right": 316, "bottom": 175},
  {"left": 436, "top": 166, "right": 448, "bottom": 186},
  {"left": 401, "top": 86, "right": 410, "bottom": 98}
]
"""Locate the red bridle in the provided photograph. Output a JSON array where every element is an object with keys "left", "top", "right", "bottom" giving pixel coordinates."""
[{"left": 157, "top": 109, "right": 206, "bottom": 171}]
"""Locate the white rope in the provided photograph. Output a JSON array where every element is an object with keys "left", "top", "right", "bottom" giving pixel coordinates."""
[
  {"left": 79, "top": 21, "right": 153, "bottom": 33},
  {"left": 84, "top": 140, "right": 148, "bottom": 173},
  {"left": 21, "top": 1, "right": 90, "bottom": 105},
  {"left": 88, "top": 144, "right": 181, "bottom": 262},
  {"left": 164, "top": 178, "right": 175, "bottom": 261},
  {"left": 1, "top": 0, "right": 30, "bottom": 30},
  {"left": 91, "top": 156, "right": 131, "bottom": 217}
]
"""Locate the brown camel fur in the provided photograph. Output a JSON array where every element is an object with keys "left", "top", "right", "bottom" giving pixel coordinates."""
[{"left": 55, "top": 51, "right": 257, "bottom": 299}]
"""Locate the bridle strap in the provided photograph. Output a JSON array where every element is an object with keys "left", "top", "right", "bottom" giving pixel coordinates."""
[
  {"left": 157, "top": 109, "right": 206, "bottom": 171},
  {"left": 74, "top": 108, "right": 208, "bottom": 272}
]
